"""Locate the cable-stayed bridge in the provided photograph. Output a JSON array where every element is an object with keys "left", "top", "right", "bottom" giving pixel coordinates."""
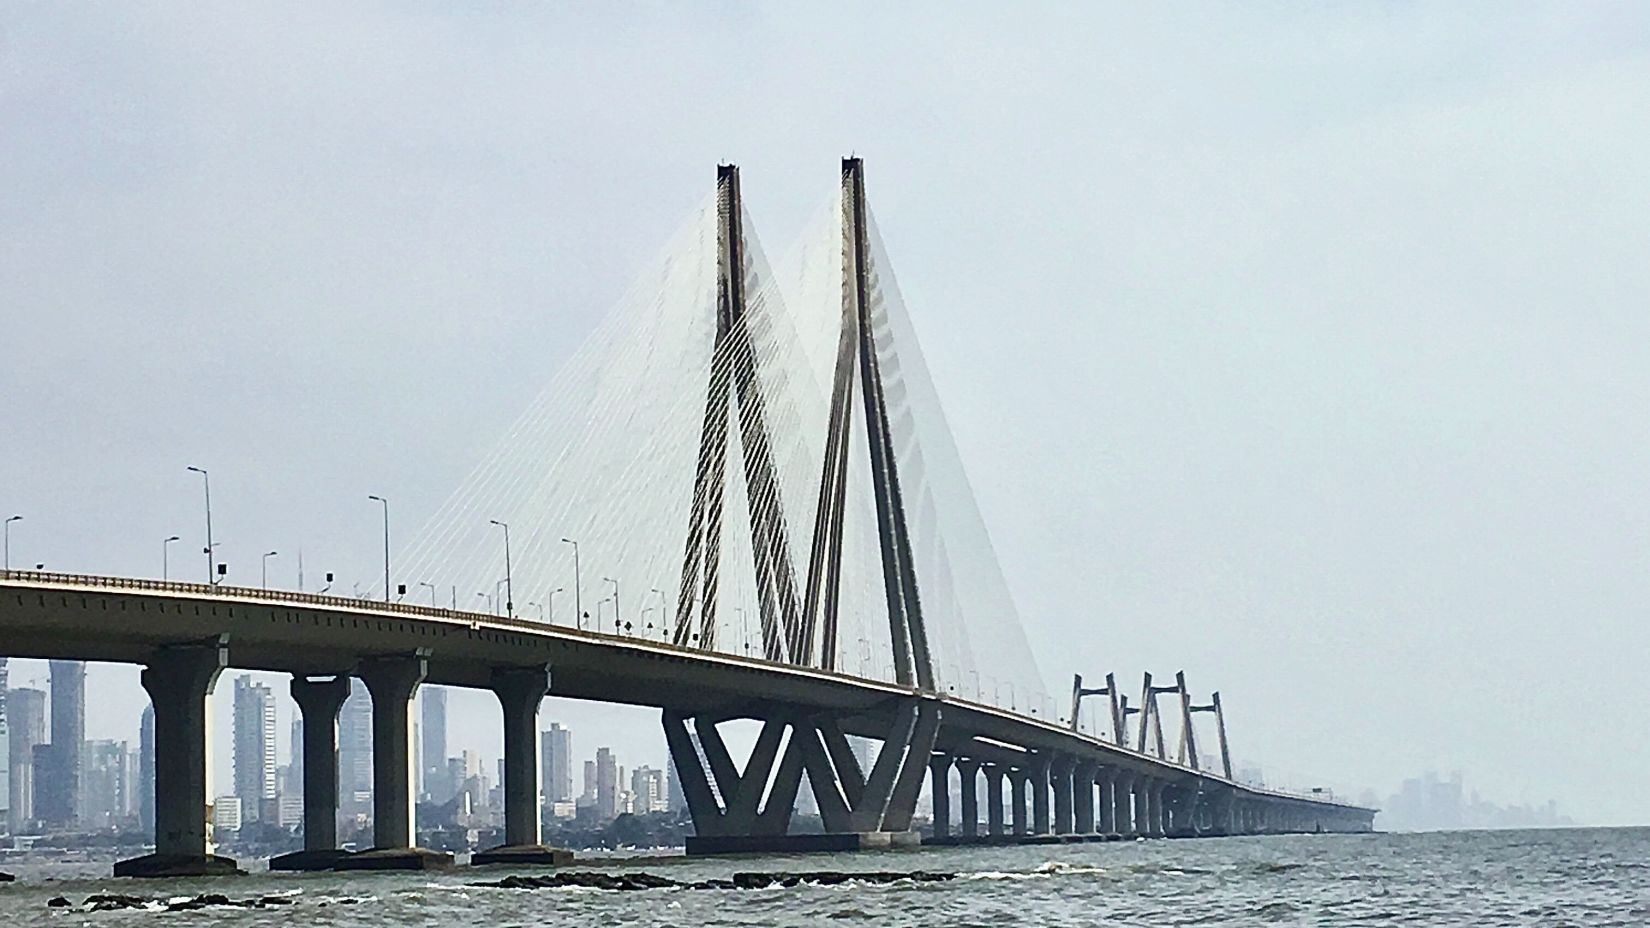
[{"left": 0, "top": 159, "right": 1372, "bottom": 877}]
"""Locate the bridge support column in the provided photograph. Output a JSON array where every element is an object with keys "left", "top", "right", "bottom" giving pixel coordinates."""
[
  {"left": 1132, "top": 777, "right": 1151, "bottom": 837},
  {"left": 1030, "top": 755, "right": 1051, "bottom": 834},
  {"left": 956, "top": 758, "right": 981, "bottom": 839},
  {"left": 1051, "top": 757, "right": 1074, "bottom": 835},
  {"left": 1097, "top": 768, "right": 1117, "bottom": 835},
  {"left": 116, "top": 638, "right": 236, "bottom": 877},
  {"left": 269, "top": 675, "right": 351, "bottom": 871},
  {"left": 1147, "top": 780, "right": 1167, "bottom": 838},
  {"left": 337, "top": 653, "right": 452, "bottom": 870},
  {"left": 474, "top": 665, "right": 570, "bottom": 866},
  {"left": 1072, "top": 761, "right": 1096, "bottom": 834},
  {"left": 1114, "top": 771, "right": 1136, "bottom": 837},
  {"left": 1009, "top": 769, "right": 1029, "bottom": 836},
  {"left": 928, "top": 754, "right": 952, "bottom": 840},
  {"left": 983, "top": 764, "right": 1005, "bottom": 838}
]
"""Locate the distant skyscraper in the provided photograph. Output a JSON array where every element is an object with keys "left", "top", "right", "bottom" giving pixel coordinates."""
[
  {"left": 581, "top": 760, "right": 596, "bottom": 804},
  {"left": 288, "top": 716, "right": 304, "bottom": 791},
  {"left": 8, "top": 687, "right": 44, "bottom": 831},
  {"left": 541, "top": 722, "right": 572, "bottom": 803},
  {"left": 0, "top": 658, "right": 9, "bottom": 825},
  {"left": 595, "top": 747, "right": 619, "bottom": 820},
  {"left": 81, "top": 740, "right": 130, "bottom": 829},
  {"left": 629, "top": 766, "right": 665, "bottom": 814},
  {"left": 421, "top": 688, "right": 447, "bottom": 803},
  {"left": 232, "top": 676, "right": 277, "bottom": 822},
  {"left": 138, "top": 705, "right": 155, "bottom": 834},
  {"left": 38, "top": 660, "right": 84, "bottom": 827},
  {"left": 338, "top": 679, "right": 373, "bottom": 817}
]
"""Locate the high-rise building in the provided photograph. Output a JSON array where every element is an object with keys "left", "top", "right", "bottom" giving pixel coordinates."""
[
  {"left": 0, "top": 658, "right": 10, "bottom": 827},
  {"left": 581, "top": 760, "right": 596, "bottom": 805},
  {"left": 82, "top": 740, "right": 130, "bottom": 829},
  {"left": 595, "top": 747, "right": 618, "bottom": 820},
  {"left": 629, "top": 766, "right": 666, "bottom": 814},
  {"left": 8, "top": 687, "right": 45, "bottom": 831},
  {"left": 232, "top": 676, "right": 277, "bottom": 823},
  {"left": 287, "top": 716, "right": 303, "bottom": 792},
  {"left": 421, "top": 688, "right": 447, "bottom": 803},
  {"left": 541, "top": 722, "right": 572, "bottom": 803},
  {"left": 338, "top": 678, "right": 373, "bottom": 817},
  {"left": 37, "top": 660, "right": 84, "bottom": 828},
  {"left": 137, "top": 704, "right": 156, "bottom": 834}
]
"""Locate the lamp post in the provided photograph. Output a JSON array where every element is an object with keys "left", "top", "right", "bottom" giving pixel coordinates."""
[
  {"left": 561, "top": 538, "right": 581, "bottom": 629},
  {"left": 477, "top": 591, "right": 492, "bottom": 614},
  {"left": 261, "top": 550, "right": 278, "bottom": 589},
  {"left": 4, "top": 515, "right": 21, "bottom": 571},
  {"left": 367, "top": 495, "right": 390, "bottom": 602},
  {"left": 651, "top": 588, "right": 664, "bottom": 639},
  {"left": 162, "top": 534, "right": 180, "bottom": 580},
  {"left": 186, "top": 466, "right": 214, "bottom": 583},
  {"left": 419, "top": 581, "right": 436, "bottom": 606},
  {"left": 489, "top": 519, "right": 513, "bottom": 618},
  {"left": 548, "top": 587, "right": 564, "bottom": 625},
  {"left": 603, "top": 576, "right": 619, "bottom": 626}
]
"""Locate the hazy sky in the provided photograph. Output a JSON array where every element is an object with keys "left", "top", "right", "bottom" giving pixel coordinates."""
[{"left": 4, "top": 5, "right": 1648, "bottom": 821}]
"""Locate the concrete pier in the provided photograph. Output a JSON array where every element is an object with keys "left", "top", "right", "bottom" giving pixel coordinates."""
[
  {"left": 1051, "top": 757, "right": 1074, "bottom": 835},
  {"left": 1097, "top": 768, "right": 1117, "bottom": 835},
  {"left": 1114, "top": 771, "right": 1136, "bottom": 837},
  {"left": 928, "top": 754, "right": 952, "bottom": 839},
  {"left": 115, "top": 638, "right": 238, "bottom": 877},
  {"left": 1009, "top": 769, "right": 1029, "bottom": 836},
  {"left": 337, "top": 653, "right": 452, "bottom": 870},
  {"left": 1072, "top": 761, "right": 1096, "bottom": 834},
  {"left": 473, "top": 665, "right": 571, "bottom": 866},
  {"left": 269, "top": 675, "right": 352, "bottom": 871},
  {"left": 956, "top": 758, "right": 981, "bottom": 839},
  {"left": 983, "top": 764, "right": 1005, "bottom": 838},
  {"left": 1030, "top": 755, "right": 1051, "bottom": 834}
]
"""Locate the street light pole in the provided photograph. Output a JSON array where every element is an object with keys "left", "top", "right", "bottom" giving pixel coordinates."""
[
  {"left": 489, "top": 519, "right": 513, "bottom": 618},
  {"left": 4, "top": 515, "right": 21, "bottom": 571},
  {"left": 367, "top": 495, "right": 390, "bottom": 601},
  {"left": 186, "top": 466, "right": 214, "bottom": 583},
  {"left": 548, "top": 587, "right": 564, "bottom": 625},
  {"left": 603, "top": 577, "right": 620, "bottom": 626},
  {"left": 561, "top": 538, "right": 581, "bottom": 629},
  {"left": 261, "top": 550, "right": 278, "bottom": 589},
  {"left": 162, "top": 535, "right": 180, "bottom": 580},
  {"left": 419, "top": 581, "right": 436, "bottom": 606}
]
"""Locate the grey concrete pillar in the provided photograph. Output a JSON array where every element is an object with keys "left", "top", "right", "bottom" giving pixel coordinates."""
[
  {"left": 1132, "top": 777, "right": 1151, "bottom": 836},
  {"left": 1030, "top": 755, "right": 1051, "bottom": 834},
  {"left": 267, "top": 675, "right": 351, "bottom": 871},
  {"left": 359, "top": 654, "right": 426, "bottom": 849},
  {"left": 115, "top": 638, "right": 232, "bottom": 877},
  {"left": 956, "top": 758, "right": 981, "bottom": 838},
  {"left": 1073, "top": 761, "right": 1096, "bottom": 833},
  {"left": 1114, "top": 772, "right": 1136, "bottom": 836},
  {"left": 1097, "top": 769, "right": 1117, "bottom": 835},
  {"left": 928, "top": 754, "right": 952, "bottom": 839},
  {"left": 292, "top": 676, "right": 349, "bottom": 850},
  {"left": 493, "top": 666, "right": 551, "bottom": 847},
  {"left": 1051, "top": 757, "right": 1074, "bottom": 835},
  {"left": 1009, "top": 770, "right": 1028, "bottom": 836},
  {"left": 983, "top": 764, "right": 1005, "bottom": 837},
  {"left": 1148, "top": 781, "right": 1167, "bottom": 837}
]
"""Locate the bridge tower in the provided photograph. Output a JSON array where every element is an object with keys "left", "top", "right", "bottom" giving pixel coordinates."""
[
  {"left": 665, "top": 160, "right": 942, "bottom": 854},
  {"left": 672, "top": 163, "right": 805, "bottom": 662}
]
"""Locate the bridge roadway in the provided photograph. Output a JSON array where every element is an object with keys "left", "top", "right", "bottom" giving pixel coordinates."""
[{"left": 0, "top": 570, "right": 1374, "bottom": 875}]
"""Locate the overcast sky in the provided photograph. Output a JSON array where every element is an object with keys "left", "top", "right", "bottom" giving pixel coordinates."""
[{"left": 4, "top": 4, "right": 1648, "bottom": 822}]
